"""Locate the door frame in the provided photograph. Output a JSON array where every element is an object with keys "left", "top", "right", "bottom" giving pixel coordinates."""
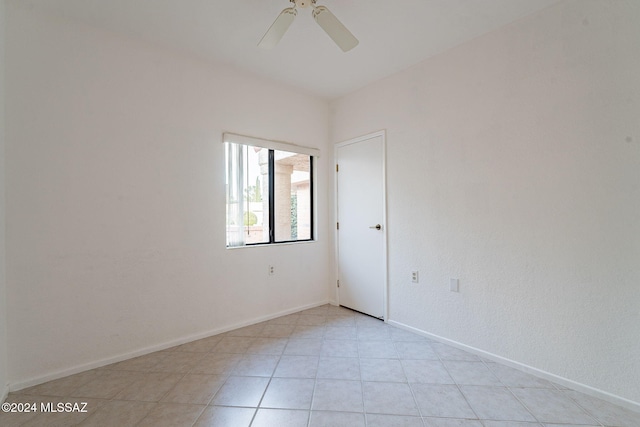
[{"left": 334, "top": 130, "right": 388, "bottom": 321}]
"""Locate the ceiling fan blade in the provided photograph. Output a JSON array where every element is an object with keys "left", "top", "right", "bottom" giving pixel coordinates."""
[
  {"left": 258, "top": 7, "right": 297, "bottom": 49},
  {"left": 312, "top": 5, "right": 359, "bottom": 52}
]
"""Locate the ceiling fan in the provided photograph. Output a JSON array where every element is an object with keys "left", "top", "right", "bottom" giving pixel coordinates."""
[{"left": 258, "top": 0, "right": 359, "bottom": 52}]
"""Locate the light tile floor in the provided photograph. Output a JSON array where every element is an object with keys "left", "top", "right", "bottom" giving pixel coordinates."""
[{"left": 2, "top": 304, "right": 639, "bottom": 426}]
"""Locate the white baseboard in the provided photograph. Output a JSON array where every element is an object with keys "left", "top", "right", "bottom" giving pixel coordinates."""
[
  {"left": 1, "top": 383, "right": 8, "bottom": 403},
  {"left": 387, "top": 319, "right": 640, "bottom": 414},
  {"left": 10, "top": 300, "right": 330, "bottom": 392}
]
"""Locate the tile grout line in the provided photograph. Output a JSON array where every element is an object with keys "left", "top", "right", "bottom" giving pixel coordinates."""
[
  {"left": 395, "top": 338, "right": 427, "bottom": 422},
  {"left": 356, "top": 322, "right": 367, "bottom": 424},
  {"left": 561, "top": 389, "right": 607, "bottom": 427},
  {"left": 476, "top": 355, "right": 543, "bottom": 426},
  {"left": 306, "top": 327, "right": 324, "bottom": 427},
  {"left": 433, "top": 343, "right": 483, "bottom": 423}
]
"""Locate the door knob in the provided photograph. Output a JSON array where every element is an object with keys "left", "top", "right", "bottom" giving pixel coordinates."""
[{"left": 369, "top": 224, "right": 382, "bottom": 230}]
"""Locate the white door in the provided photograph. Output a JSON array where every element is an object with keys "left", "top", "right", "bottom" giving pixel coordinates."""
[{"left": 336, "top": 131, "right": 386, "bottom": 319}]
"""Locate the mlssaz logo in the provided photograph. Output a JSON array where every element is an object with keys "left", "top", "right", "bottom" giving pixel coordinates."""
[{"left": 40, "top": 402, "right": 88, "bottom": 413}]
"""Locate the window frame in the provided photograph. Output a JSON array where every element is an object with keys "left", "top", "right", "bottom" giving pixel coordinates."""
[{"left": 223, "top": 133, "right": 318, "bottom": 248}]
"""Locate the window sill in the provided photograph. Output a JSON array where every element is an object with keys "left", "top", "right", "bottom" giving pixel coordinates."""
[{"left": 226, "top": 240, "right": 317, "bottom": 250}]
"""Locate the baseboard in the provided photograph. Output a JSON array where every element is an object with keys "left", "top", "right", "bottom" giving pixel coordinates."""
[
  {"left": 387, "top": 319, "right": 640, "bottom": 414},
  {"left": 10, "top": 300, "right": 330, "bottom": 392},
  {"left": 1, "top": 383, "right": 8, "bottom": 403}
]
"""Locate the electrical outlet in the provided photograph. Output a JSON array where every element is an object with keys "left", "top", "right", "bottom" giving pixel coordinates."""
[
  {"left": 450, "top": 278, "right": 459, "bottom": 292},
  {"left": 269, "top": 265, "right": 274, "bottom": 276},
  {"left": 411, "top": 271, "right": 419, "bottom": 283}
]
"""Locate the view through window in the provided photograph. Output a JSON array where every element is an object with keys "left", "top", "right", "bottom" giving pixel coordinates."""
[{"left": 225, "top": 136, "right": 314, "bottom": 247}]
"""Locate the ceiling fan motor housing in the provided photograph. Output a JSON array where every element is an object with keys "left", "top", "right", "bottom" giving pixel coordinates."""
[{"left": 294, "top": 0, "right": 313, "bottom": 8}]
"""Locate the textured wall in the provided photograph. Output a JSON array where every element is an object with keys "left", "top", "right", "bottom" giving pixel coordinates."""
[
  {"left": 0, "top": 0, "right": 8, "bottom": 402},
  {"left": 331, "top": 0, "right": 640, "bottom": 404},
  {"left": 5, "top": 5, "right": 331, "bottom": 387}
]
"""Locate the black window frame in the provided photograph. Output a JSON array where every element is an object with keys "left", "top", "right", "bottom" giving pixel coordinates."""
[{"left": 226, "top": 143, "right": 315, "bottom": 247}]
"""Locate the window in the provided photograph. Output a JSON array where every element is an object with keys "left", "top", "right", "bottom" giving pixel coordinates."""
[{"left": 224, "top": 133, "right": 318, "bottom": 247}]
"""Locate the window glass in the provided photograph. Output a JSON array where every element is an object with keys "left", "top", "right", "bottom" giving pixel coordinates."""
[
  {"left": 274, "top": 150, "right": 312, "bottom": 242},
  {"left": 226, "top": 142, "right": 313, "bottom": 247}
]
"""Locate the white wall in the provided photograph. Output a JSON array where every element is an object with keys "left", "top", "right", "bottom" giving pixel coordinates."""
[
  {"left": 0, "top": 0, "right": 9, "bottom": 403},
  {"left": 331, "top": 0, "right": 640, "bottom": 406},
  {"left": 5, "top": 5, "right": 331, "bottom": 388}
]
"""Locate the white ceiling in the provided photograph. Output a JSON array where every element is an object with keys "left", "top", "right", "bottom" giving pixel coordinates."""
[{"left": 16, "top": 0, "right": 562, "bottom": 99}]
